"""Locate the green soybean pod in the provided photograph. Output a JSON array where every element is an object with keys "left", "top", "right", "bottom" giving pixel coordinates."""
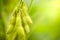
[
  {"left": 24, "top": 24, "right": 30, "bottom": 33},
  {"left": 21, "top": 2, "right": 32, "bottom": 25},
  {"left": 21, "top": 13, "right": 30, "bottom": 33},
  {"left": 16, "top": 11, "right": 25, "bottom": 37},
  {"left": 17, "top": 26, "right": 25, "bottom": 36},
  {"left": 10, "top": 15, "right": 15, "bottom": 24},
  {"left": 21, "top": 11, "right": 27, "bottom": 25},
  {"left": 25, "top": 15, "right": 32, "bottom": 25},
  {"left": 17, "top": 25, "right": 26, "bottom": 40},
  {"left": 7, "top": 13, "right": 16, "bottom": 34},
  {"left": 16, "top": 11, "right": 21, "bottom": 26},
  {"left": 7, "top": 27, "right": 17, "bottom": 40},
  {"left": 21, "top": 1, "right": 29, "bottom": 16},
  {"left": 17, "top": 26, "right": 26, "bottom": 40},
  {"left": 7, "top": 24, "right": 14, "bottom": 34}
]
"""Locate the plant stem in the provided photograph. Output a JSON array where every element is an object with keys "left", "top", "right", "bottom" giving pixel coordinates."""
[{"left": 28, "top": 0, "right": 33, "bottom": 12}]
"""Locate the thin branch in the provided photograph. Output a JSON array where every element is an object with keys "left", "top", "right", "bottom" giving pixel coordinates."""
[{"left": 28, "top": 0, "right": 33, "bottom": 12}]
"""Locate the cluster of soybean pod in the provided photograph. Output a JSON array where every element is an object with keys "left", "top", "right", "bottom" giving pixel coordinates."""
[{"left": 6, "top": 0, "right": 32, "bottom": 40}]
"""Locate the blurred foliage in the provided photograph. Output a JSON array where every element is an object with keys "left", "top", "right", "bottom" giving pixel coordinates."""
[{"left": 0, "top": 0, "right": 60, "bottom": 40}]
